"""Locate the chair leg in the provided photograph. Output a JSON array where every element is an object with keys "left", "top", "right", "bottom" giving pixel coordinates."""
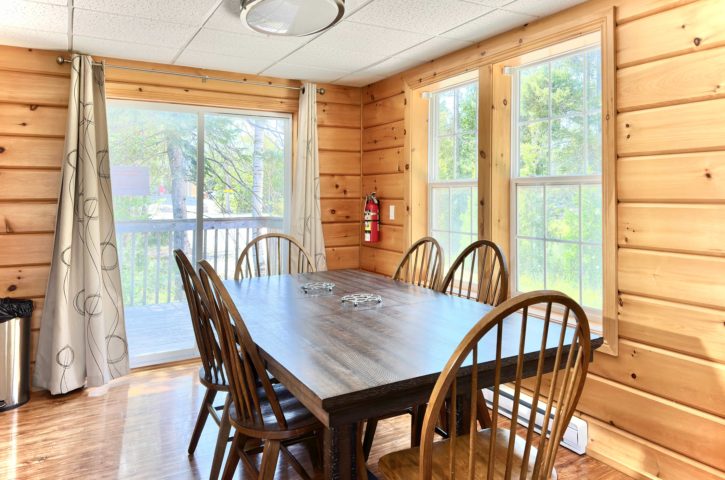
[
  {"left": 222, "top": 432, "right": 242, "bottom": 480},
  {"left": 189, "top": 388, "right": 217, "bottom": 455},
  {"left": 259, "top": 440, "right": 281, "bottom": 480},
  {"left": 210, "top": 395, "right": 232, "bottom": 480},
  {"left": 476, "top": 390, "right": 493, "bottom": 428},
  {"left": 362, "top": 418, "right": 378, "bottom": 461}
]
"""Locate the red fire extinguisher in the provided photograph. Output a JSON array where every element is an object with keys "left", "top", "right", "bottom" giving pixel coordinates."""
[{"left": 364, "top": 192, "right": 380, "bottom": 243}]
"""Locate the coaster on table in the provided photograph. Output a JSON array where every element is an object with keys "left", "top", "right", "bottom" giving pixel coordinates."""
[
  {"left": 340, "top": 293, "right": 382, "bottom": 307},
  {"left": 300, "top": 282, "right": 335, "bottom": 295}
]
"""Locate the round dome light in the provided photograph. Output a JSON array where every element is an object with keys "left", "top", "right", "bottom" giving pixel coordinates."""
[{"left": 241, "top": 0, "right": 345, "bottom": 37}]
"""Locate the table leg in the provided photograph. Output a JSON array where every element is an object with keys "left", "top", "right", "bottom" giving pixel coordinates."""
[{"left": 324, "top": 422, "right": 364, "bottom": 480}]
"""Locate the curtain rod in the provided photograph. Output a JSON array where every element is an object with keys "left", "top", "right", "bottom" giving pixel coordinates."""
[{"left": 55, "top": 56, "right": 325, "bottom": 95}]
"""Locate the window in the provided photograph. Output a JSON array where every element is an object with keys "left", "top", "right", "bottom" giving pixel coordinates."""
[
  {"left": 428, "top": 82, "right": 478, "bottom": 269},
  {"left": 108, "top": 101, "right": 291, "bottom": 366},
  {"left": 511, "top": 46, "right": 602, "bottom": 313}
]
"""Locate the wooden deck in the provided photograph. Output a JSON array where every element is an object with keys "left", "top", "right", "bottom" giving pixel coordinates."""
[
  {"left": 0, "top": 362, "right": 631, "bottom": 479},
  {"left": 125, "top": 302, "right": 197, "bottom": 366}
]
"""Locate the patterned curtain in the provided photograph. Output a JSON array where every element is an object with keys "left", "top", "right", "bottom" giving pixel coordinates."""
[
  {"left": 290, "top": 82, "right": 327, "bottom": 271},
  {"left": 33, "top": 55, "right": 129, "bottom": 394}
]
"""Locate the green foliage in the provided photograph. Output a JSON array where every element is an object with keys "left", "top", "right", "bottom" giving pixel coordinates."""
[
  {"left": 107, "top": 104, "right": 289, "bottom": 306},
  {"left": 514, "top": 47, "right": 604, "bottom": 310}
]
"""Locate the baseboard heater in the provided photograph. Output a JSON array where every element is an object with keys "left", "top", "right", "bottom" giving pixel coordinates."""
[{"left": 482, "top": 386, "right": 588, "bottom": 454}]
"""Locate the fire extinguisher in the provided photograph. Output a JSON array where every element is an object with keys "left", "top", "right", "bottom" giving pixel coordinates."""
[{"left": 364, "top": 192, "right": 380, "bottom": 243}]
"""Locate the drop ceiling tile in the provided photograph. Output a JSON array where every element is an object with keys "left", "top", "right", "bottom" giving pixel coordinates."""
[
  {"left": 317, "top": 21, "right": 429, "bottom": 58},
  {"left": 397, "top": 36, "right": 472, "bottom": 63},
  {"left": 29, "top": 0, "right": 67, "bottom": 4},
  {"left": 73, "top": 0, "right": 220, "bottom": 25},
  {"left": 348, "top": 0, "right": 494, "bottom": 35},
  {"left": 441, "top": 8, "right": 535, "bottom": 42},
  {"left": 262, "top": 63, "right": 349, "bottom": 83},
  {"left": 460, "top": 0, "right": 516, "bottom": 6},
  {"left": 364, "top": 55, "right": 426, "bottom": 77},
  {"left": 283, "top": 42, "right": 386, "bottom": 71},
  {"left": 502, "top": 0, "right": 587, "bottom": 17},
  {"left": 0, "top": 27, "right": 68, "bottom": 50},
  {"left": 175, "top": 49, "right": 272, "bottom": 75},
  {"left": 185, "top": 28, "right": 305, "bottom": 59},
  {"left": 334, "top": 72, "right": 386, "bottom": 87},
  {"left": 74, "top": 9, "right": 198, "bottom": 48},
  {"left": 73, "top": 36, "right": 178, "bottom": 63},
  {"left": 0, "top": 1, "right": 68, "bottom": 33}
]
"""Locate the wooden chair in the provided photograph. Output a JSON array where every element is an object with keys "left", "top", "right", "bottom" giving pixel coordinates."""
[
  {"left": 437, "top": 240, "right": 509, "bottom": 433},
  {"left": 361, "top": 237, "right": 444, "bottom": 460},
  {"left": 379, "top": 291, "right": 592, "bottom": 480},
  {"left": 199, "top": 259, "right": 323, "bottom": 480},
  {"left": 234, "top": 233, "right": 316, "bottom": 280},
  {"left": 174, "top": 249, "right": 230, "bottom": 480},
  {"left": 440, "top": 239, "right": 508, "bottom": 306},
  {"left": 392, "top": 237, "right": 444, "bottom": 290}
]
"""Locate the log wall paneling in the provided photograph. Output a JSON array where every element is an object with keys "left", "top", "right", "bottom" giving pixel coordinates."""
[
  {"left": 360, "top": 79, "right": 408, "bottom": 269},
  {"left": 319, "top": 151, "right": 360, "bottom": 175},
  {"left": 359, "top": 246, "right": 401, "bottom": 277},
  {"left": 616, "top": 0, "right": 725, "bottom": 68},
  {"left": 617, "top": 152, "right": 725, "bottom": 202},
  {"left": 618, "top": 203, "right": 725, "bottom": 256},
  {"left": 618, "top": 293, "right": 725, "bottom": 364},
  {"left": 362, "top": 0, "right": 725, "bottom": 477},
  {"left": 0, "top": 136, "right": 64, "bottom": 168},
  {"left": 0, "top": 46, "right": 69, "bottom": 378},
  {"left": 315, "top": 85, "right": 362, "bottom": 270}
]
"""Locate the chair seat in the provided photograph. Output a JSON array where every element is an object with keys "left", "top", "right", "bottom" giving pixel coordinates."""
[
  {"left": 198, "top": 366, "right": 229, "bottom": 390},
  {"left": 229, "top": 382, "right": 321, "bottom": 439},
  {"left": 379, "top": 428, "right": 557, "bottom": 480}
]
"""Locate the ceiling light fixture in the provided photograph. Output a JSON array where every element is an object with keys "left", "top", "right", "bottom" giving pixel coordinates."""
[{"left": 241, "top": 0, "right": 345, "bottom": 36}]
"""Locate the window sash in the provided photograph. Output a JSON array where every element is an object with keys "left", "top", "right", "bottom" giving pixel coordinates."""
[{"left": 509, "top": 45, "right": 603, "bottom": 316}]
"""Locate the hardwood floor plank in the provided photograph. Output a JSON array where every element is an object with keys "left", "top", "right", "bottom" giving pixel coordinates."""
[{"left": 0, "top": 363, "right": 630, "bottom": 479}]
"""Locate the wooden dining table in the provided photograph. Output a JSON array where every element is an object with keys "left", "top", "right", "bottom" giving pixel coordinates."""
[{"left": 222, "top": 269, "right": 602, "bottom": 480}]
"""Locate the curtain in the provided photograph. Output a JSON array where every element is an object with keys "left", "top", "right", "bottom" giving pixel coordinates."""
[
  {"left": 33, "top": 55, "right": 129, "bottom": 394},
  {"left": 290, "top": 82, "right": 327, "bottom": 271}
]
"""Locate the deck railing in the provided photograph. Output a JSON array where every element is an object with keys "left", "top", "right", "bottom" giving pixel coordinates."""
[{"left": 116, "top": 216, "right": 283, "bottom": 306}]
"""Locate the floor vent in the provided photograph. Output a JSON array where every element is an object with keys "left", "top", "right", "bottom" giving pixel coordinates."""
[{"left": 482, "top": 386, "right": 588, "bottom": 454}]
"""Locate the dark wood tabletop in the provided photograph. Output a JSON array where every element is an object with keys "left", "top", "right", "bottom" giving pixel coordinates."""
[{"left": 222, "top": 269, "right": 602, "bottom": 480}]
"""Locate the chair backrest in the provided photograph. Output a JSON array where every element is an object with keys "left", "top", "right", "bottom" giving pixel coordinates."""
[
  {"left": 419, "top": 291, "right": 591, "bottom": 480},
  {"left": 199, "top": 259, "right": 288, "bottom": 430},
  {"left": 392, "top": 237, "right": 444, "bottom": 290},
  {"left": 174, "top": 249, "right": 225, "bottom": 384},
  {"left": 440, "top": 239, "right": 508, "bottom": 306},
  {"left": 234, "top": 233, "right": 316, "bottom": 280}
]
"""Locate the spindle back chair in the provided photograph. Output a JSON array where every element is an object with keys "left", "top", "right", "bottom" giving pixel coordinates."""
[
  {"left": 174, "top": 250, "right": 229, "bottom": 479},
  {"left": 199, "top": 260, "right": 322, "bottom": 480},
  {"left": 440, "top": 239, "right": 508, "bottom": 307},
  {"left": 393, "top": 236, "right": 444, "bottom": 290},
  {"left": 234, "top": 233, "right": 316, "bottom": 280},
  {"left": 379, "top": 290, "right": 591, "bottom": 480}
]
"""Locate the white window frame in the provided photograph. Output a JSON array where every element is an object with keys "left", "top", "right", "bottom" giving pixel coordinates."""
[
  {"left": 427, "top": 81, "right": 479, "bottom": 266},
  {"left": 509, "top": 45, "right": 603, "bottom": 319}
]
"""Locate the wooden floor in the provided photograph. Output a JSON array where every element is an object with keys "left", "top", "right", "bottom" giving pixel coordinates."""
[{"left": 0, "top": 362, "right": 630, "bottom": 480}]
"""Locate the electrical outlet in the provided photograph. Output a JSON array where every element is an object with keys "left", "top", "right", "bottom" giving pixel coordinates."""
[{"left": 389, "top": 204, "right": 395, "bottom": 220}]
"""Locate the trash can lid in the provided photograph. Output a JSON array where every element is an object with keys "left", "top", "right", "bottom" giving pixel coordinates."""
[{"left": 0, "top": 298, "right": 34, "bottom": 322}]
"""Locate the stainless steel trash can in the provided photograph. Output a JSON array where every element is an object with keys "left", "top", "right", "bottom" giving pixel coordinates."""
[{"left": 0, "top": 298, "right": 33, "bottom": 412}]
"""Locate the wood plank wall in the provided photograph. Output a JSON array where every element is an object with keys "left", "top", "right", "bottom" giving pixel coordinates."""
[
  {"left": 318, "top": 88, "right": 362, "bottom": 270},
  {"left": 0, "top": 45, "right": 362, "bottom": 376},
  {"left": 360, "top": 84, "right": 407, "bottom": 275},
  {"left": 361, "top": 0, "right": 725, "bottom": 478},
  {"left": 0, "top": 47, "right": 69, "bottom": 374}
]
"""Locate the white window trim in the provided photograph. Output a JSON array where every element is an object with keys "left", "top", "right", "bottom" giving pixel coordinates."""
[{"left": 509, "top": 45, "right": 603, "bottom": 322}]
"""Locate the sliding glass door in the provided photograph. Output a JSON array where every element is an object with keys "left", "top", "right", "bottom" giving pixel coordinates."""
[{"left": 108, "top": 101, "right": 291, "bottom": 367}]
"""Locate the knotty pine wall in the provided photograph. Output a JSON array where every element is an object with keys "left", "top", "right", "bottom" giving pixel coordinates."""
[
  {"left": 360, "top": 0, "right": 725, "bottom": 478},
  {"left": 0, "top": 45, "right": 361, "bottom": 376}
]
